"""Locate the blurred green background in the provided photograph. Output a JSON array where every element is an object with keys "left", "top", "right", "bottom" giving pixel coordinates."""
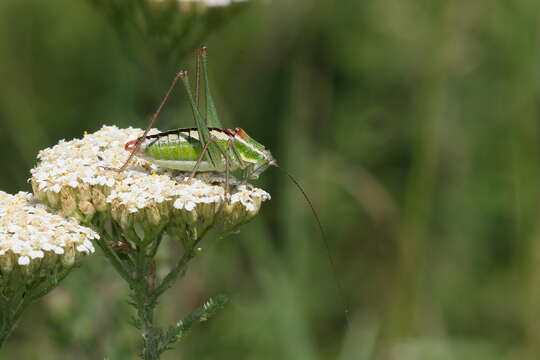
[{"left": 1, "top": 0, "right": 539, "bottom": 359}]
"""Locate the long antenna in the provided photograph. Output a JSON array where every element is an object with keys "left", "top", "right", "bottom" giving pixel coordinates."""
[
  {"left": 278, "top": 166, "right": 350, "bottom": 326},
  {"left": 116, "top": 73, "right": 181, "bottom": 172}
]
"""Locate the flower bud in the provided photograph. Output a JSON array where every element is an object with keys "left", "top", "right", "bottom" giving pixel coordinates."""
[
  {"left": 27, "top": 257, "right": 41, "bottom": 275},
  {"left": 158, "top": 202, "right": 170, "bottom": 222},
  {"left": 110, "top": 200, "right": 122, "bottom": 223},
  {"left": 46, "top": 190, "right": 60, "bottom": 208},
  {"left": 199, "top": 202, "right": 218, "bottom": 221},
  {"left": 78, "top": 183, "right": 92, "bottom": 202},
  {"left": 31, "top": 180, "right": 45, "bottom": 202},
  {"left": 183, "top": 207, "right": 198, "bottom": 225},
  {"left": 91, "top": 188, "right": 107, "bottom": 212},
  {"left": 41, "top": 252, "right": 59, "bottom": 272},
  {"left": 146, "top": 205, "right": 161, "bottom": 226},
  {"left": 0, "top": 252, "right": 13, "bottom": 274},
  {"left": 60, "top": 187, "right": 77, "bottom": 217},
  {"left": 61, "top": 245, "right": 76, "bottom": 268},
  {"left": 119, "top": 208, "right": 132, "bottom": 230},
  {"left": 79, "top": 200, "right": 96, "bottom": 219},
  {"left": 219, "top": 201, "right": 236, "bottom": 222}
]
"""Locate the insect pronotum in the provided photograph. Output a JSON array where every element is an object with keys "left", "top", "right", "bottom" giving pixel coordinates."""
[{"left": 113, "top": 47, "right": 349, "bottom": 325}]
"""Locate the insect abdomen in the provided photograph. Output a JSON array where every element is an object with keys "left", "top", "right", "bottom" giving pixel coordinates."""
[{"left": 145, "top": 137, "right": 202, "bottom": 162}]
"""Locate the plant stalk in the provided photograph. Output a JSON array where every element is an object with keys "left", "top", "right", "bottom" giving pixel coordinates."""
[
  {"left": 134, "top": 245, "right": 161, "bottom": 360},
  {"left": 96, "top": 221, "right": 225, "bottom": 359},
  {"left": 136, "top": 287, "right": 160, "bottom": 360}
]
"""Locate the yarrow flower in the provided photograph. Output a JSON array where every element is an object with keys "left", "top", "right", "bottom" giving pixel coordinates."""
[
  {"left": 0, "top": 190, "right": 97, "bottom": 347},
  {"left": 0, "top": 191, "right": 96, "bottom": 272},
  {"left": 30, "top": 125, "right": 270, "bottom": 246}
]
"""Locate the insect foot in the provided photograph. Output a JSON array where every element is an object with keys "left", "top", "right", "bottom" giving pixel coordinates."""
[{"left": 0, "top": 191, "right": 97, "bottom": 347}]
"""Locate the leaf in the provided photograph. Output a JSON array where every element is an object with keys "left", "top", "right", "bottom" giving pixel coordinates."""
[{"left": 158, "top": 294, "right": 229, "bottom": 354}]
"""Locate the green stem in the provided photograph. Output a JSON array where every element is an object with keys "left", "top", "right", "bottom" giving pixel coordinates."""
[
  {"left": 136, "top": 288, "right": 160, "bottom": 360},
  {"left": 0, "top": 295, "right": 31, "bottom": 348},
  {"left": 148, "top": 232, "right": 164, "bottom": 259},
  {"left": 133, "top": 245, "right": 161, "bottom": 360},
  {"left": 98, "top": 222, "right": 213, "bottom": 359},
  {"left": 95, "top": 235, "right": 133, "bottom": 284},
  {"left": 96, "top": 228, "right": 162, "bottom": 359},
  {"left": 153, "top": 247, "right": 196, "bottom": 300}
]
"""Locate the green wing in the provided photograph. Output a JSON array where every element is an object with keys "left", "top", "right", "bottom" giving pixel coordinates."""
[
  {"left": 180, "top": 72, "right": 222, "bottom": 168},
  {"left": 180, "top": 48, "right": 229, "bottom": 170},
  {"left": 201, "top": 48, "right": 222, "bottom": 128}
]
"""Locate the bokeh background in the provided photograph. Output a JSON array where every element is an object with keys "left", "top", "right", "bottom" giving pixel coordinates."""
[{"left": 1, "top": 0, "right": 539, "bottom": 359}]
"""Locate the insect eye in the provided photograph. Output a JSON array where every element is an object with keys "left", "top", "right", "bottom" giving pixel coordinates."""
[{"left": 235, "top": 128, "right": 247, "bottom": 139}]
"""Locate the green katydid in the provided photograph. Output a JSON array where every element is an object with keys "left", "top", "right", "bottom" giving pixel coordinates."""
[
  {"left": 114, "top": 46, "right": 350, "bottom": 325},
  {"left": 117, "top": 47, "right": 276, "bottom": 191}
]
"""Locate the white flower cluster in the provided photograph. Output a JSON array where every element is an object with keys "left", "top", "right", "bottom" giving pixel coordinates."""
[
  {"left": 30, "top": 126, "right": 270, "bottom": 243},
  {"left": 231, "top": 185, "right": 270, "bottom": 212},
  {"left": 32, "top": 126, "right": 143, "bottom": 195},
  {"left": 0, "top": 191, "right": 97, "bottom": 269}
]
